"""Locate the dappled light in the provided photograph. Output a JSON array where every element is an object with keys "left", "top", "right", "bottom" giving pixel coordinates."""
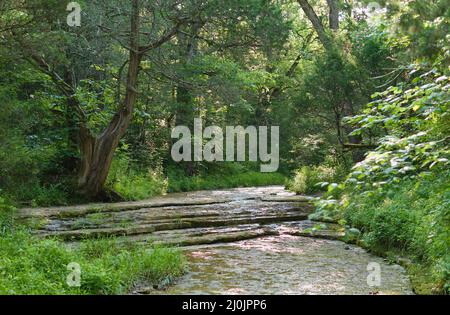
[{"left": 0, "top": 0, "right": 448, "bottom": 296}]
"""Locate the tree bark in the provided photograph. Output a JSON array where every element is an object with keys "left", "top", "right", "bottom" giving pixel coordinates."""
[
  {"left": 77, "top": 0, "right": 142, "bottom": 198},
  {"left": 297, "top": 0, "right": 331, "bottom": 48},
  {"left": 13, "top": 0, "right": 186, "bottom": 200},
  {"left": 326, "top": 0, "right": 339, "bottom": 31}
]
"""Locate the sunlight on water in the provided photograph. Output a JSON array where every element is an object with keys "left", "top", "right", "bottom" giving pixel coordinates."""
[{"left": 162, "top": 234, "right": 413, "bottom": 295}]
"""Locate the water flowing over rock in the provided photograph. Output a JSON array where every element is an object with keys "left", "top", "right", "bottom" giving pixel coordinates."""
[{"left": 19, "top": 186, "right": 413, "bottom": 295}]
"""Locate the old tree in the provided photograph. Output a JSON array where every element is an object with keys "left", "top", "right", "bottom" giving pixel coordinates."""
[{"left": 2, "top": 0, "right": 193, "bottom": 199}]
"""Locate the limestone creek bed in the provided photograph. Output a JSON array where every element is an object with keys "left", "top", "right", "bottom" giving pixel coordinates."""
[
  {"left": 158, "top": 235, "right": 412, "bottom": 295},
  {"left": 18, "top": 186, "right": 413, "bottom": 295}
]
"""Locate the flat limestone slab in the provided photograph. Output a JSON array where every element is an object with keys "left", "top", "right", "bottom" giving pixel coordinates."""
[
  {"left": 275, "top": 220, "right": 346, "bottom": 240},
  {"left": 260, "top": 196, "right": 314, "bottom": 202},
  {"left": 19, "top": 186, "right": 318, "bottom": 246},
  {"left": 17, "top": 185, "right": 300, "bottom": 219},
  {"left": 17, "top": 196, "right": 235, "bottom": 219},
  {"left": 158, "top": 235, "right": 413, "bottom": 295},
  {"left": 35, "top": 209, "right": 311, "bottom": 240}
]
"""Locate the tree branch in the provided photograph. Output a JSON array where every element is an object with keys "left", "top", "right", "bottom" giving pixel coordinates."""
[
  {"left": 297, "top": 0, "right": 331, "bottom": 49},
  {"left": 326, "top": 0, "right": 339, "bottom": 31},
  {"left": 342, "top": 143, "right": 377, "bottom": 149},
  {"left": 139, "top": 20, "right": 185, "bottom": 55}
]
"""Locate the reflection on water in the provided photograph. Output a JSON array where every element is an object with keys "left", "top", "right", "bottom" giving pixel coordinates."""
[{"left": 162, "top": 235, "right": 413, "bottom": 295}]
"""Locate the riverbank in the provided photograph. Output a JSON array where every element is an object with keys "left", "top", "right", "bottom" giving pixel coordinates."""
[
  {"left": 307, "top": 170, "right": 450, "bottom": 295},
  {"left": 7, "top": 186, "right": 414, "bottom": 295},
  {"left": 343, "top": 173, "right": 450, "bottom": 295},
  {"left": 0, "top": 197, "right": 186, "bottom": 294}
]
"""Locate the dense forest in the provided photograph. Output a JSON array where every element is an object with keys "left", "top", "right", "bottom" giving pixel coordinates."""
[{"left": 0, "top": 0, "right": 448, "bottom": 295}]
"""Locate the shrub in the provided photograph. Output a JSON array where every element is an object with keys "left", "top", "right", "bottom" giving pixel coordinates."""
[
  {"left": 0, "top": 195, "right": 15, "bottom": 235},
  {"left": 287, "top": 165, "right": 341, "bottom": 194}
]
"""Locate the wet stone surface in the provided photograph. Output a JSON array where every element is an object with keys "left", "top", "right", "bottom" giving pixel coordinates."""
[
  {"left": 19, "top": 186, "right": 413, "bottom": 295},
  {"left": 162, "top": 235, "right": 413, "bottom": 295}
]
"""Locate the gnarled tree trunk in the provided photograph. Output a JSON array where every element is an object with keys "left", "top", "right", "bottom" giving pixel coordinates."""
[
  {"left": 78, "top": 0, "right": 142, "bottom": 199},
  {"left": 77, "top": 121, "right": 128, "bottom": 199}
]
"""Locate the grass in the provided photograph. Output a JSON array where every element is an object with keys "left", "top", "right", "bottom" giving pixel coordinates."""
[
  {"left": 2, "top": 181, "right": 73, "bottom": 207},
  {"left": 0, "top": 200, "right": 186, "bottom": 295},
  {"left": 168, "top": 171, "right": 286, "bottom": 193},
  {"left": 106, "top": 156, "right": 168, "bottom": 201},
  {"left": 342, "top": 170, "right": 450, "bottom": 294},
  {"left": 109, "top": 158, "right": 287, "bottom": 198}
]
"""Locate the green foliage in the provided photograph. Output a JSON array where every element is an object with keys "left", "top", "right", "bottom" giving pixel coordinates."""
[
  {"left": 1, "top": 0, "right": 448, "bottom": 296},
  {"left": 343, "top": 171, "right": 449, "bottom": 294},
  {"left": 293, "top": 49, "right": 369, "bottom": 134},
  {"left": 0, "top": 199, "right": 185, "bottom": 295},
  {"left": 286, "top": 25, "right": 394, "bottom": 169},
  {"left": 315, "top": 69, "right": 449, "bottom": 214},
  {"left": 75, "top": 77, "right": 119, "bottom": 135},
  {"left": 15, "top": 183, "right": 70, "bottom": 207},
  {"left": 0, "top": 196, "right": 15, "bottom": 235},
  {"left": 168, "top": 163, "right": 286, "bottom": 193},
  {"left": 311, "top": 67, "right": 450, "bottom": 294},
  {"left": 286, "top": 165, "right": 344, "bottom": 195},
  {"left": 0, "top": 58, "right": 76, "bottom": 206},
  {"left": 386, "top": 0, "right": 450, "bottom": 66},
  {"left": 107, "top": 153, "right": 168, "bottom": 201},
  {"left": 345, "top": 70, "right": 449, "bottom": 190}
]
